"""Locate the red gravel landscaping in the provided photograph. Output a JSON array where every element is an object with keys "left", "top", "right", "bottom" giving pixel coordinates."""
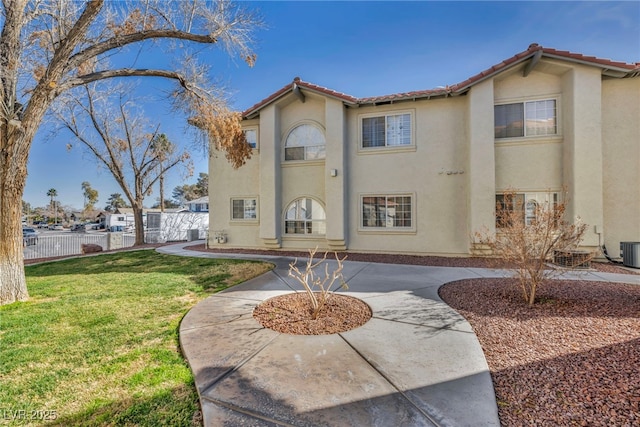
[{"left": 439, "top": 278, "right": 640, "bottom": 426}]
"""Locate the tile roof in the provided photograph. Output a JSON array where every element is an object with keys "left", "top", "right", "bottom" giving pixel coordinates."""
[
  {"left": 243, "top": 44, "right": 639, "bottom": 118},
  {"left": 451, "top": 43, "right": 640, "bottom": 92}
]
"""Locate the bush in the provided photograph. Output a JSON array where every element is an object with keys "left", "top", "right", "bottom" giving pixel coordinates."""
[
  {"left": 475, "top": 191, "right": 591, "bottom": 306},
  {"left": 288, "top": 247, "right": 348, "bottom": 319}
]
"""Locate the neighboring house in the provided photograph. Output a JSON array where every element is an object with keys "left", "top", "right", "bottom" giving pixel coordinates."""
[
  {"left": 208, "top": 44, "right": 640, "bottom": 257},
  {"left": 105, "top": 209, "right": 136, "bottom": 231},
  {"left": 186, "top": 196, "right": 209, "bottom": 212}
]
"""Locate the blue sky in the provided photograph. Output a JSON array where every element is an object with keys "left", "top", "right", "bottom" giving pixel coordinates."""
[{"left": 24, "top": 1, "right": 640, "bottom": 210}]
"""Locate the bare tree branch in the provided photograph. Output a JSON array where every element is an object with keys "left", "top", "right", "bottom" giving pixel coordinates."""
[{"left": 57, "top": 68, "right": 189, "bottom": 94}]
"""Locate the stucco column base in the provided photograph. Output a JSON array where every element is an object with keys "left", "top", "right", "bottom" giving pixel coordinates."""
[
  {"left": 470, "top": 242, "right": 493, "bottom": 257},
  {"left": 261, "top": 238, "right": 281, "bottom": 249},
  {"left": 327, "top": 239, "right": 347, "bottom": 251}
]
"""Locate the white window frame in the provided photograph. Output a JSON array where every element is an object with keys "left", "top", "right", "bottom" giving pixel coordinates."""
[
  {"left": 283, "top": 123, "right": 326, "bottom": 162},
  {"left": 231, "top": 198, "right": 258, "bottom": 221},
  {"left": 243, "top": 127, "right": 259, "bottom": 149},
  {"left": 359, "top": 110, "right": 415, "bottom": 151},
  {"left": 284, "top": 197, "right": 326, "bottom": 235},
  {"left": 360, "top": 194, "right": 414, "bottom": 231},
  {"left": 494, "top": 98, "right": 559, "bottom": 140}
]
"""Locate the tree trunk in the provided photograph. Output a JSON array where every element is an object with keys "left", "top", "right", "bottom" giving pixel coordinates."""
[
  {"left": 132, "top": 203, "right": 145, "bottom": 246},
  {"left": 159, "top": 175, "right": 165, "bottom": 213},
  {"left": 0, "top": 146, "right": 29, "bottom": 304}
]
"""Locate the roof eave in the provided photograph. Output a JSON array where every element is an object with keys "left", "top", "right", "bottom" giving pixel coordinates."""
[
  {"left": 541, "top": 53, "right": 638, "bottom": 77},
  {"left": 243, "top": 82, "right": 358, "bottom": 120}
]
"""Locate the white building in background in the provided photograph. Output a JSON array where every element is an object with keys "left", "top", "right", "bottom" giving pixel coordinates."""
[
  {"left": 145, "top": 211, "right": 209, "bottom": 242},
  {"left": 186, "top": 196, "right": 209, "bottom": 212}
]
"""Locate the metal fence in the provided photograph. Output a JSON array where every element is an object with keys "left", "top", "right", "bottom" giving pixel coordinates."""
[{"left": 23, "top": 232, "right": 136, "bottom": 260}]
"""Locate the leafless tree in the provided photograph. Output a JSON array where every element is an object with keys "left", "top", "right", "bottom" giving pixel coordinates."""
[
  {"left": 474, "top": 190, "right": 591, "bottom": 306},
  {"left": 55, "top": 84, "right": 191, "bottom": 245},
  {"left": 0, "top": 0, "right": 259, "bottom": 304}
]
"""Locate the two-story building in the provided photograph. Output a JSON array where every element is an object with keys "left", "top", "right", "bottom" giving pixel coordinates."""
[{"left": 208, "top": 44, "right": 640, "bottom": 257}]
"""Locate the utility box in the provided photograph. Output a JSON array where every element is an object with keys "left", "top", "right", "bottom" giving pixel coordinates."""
[
  {"left": 620, "top": 242, "right": 640, "bottom": 268},
  {"left": 187, "top": 229, "right": 200, "bottom": 242}
]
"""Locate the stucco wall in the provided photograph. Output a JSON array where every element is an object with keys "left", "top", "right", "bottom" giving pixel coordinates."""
[
  {"left": 493, "top": 68, "right": 564, "bottom": 193},
  {"left": 346, "top": 97, "right": 470, "bottom": 255},
  {"left": 562, "top": 65, "right": 604, "bottom": 248},
  {"left": 602, "top": 77, "right": 640, "bottom": 253},
  {"left": 208, "top": 116, "right": 263, "bottom": 248}
]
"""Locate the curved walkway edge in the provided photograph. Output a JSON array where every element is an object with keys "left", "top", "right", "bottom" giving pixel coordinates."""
[{"left": 159, "top": 242, "right": 639, "bottom": 427}]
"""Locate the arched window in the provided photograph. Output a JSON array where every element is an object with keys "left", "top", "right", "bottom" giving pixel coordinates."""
[
  {"left": 284, "top": 124, "right": 325, "bottom": 161},
  {"left": 285, "top": 198, "right": 326, "bottom": 235}
]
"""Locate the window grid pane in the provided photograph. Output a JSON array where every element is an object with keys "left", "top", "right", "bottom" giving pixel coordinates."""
[
  {"left": 495, "top": 103, "right": 524, "bottom": 138},
  {"left": 362, "top": 195, "right": 412, "bottom": 228},
  {"left": 244, "top": 129, "right": 257, "bottom": 148},
  {"left": 362, "top": 117, "right": 386, "bottom": 147},
  {"left": 232, "top": 199, "right": 257, "bottom": 220},
  {"left": 244, "top": 199, "right": 256, "bottom": 219},
  {"left": 386, "top": 114, "right": 411, "bottom": 146},
  {"left": 285, "top": 147, "right": 305, "bottom": 161},
  {"left": 525, "top": 100, "right": 556, "bottom": 136},
  {"left": 232, "top": 200, "right": 244, "bottom": 219}
]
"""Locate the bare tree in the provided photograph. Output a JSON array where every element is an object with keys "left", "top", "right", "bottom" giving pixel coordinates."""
[
  {"left": 474, "top": 191, "right": 591, "bottom": 306},
  {"left": 56, "top": 85, "right": 191, "bottom": 245},
  {"left": 0, "top": 0, "right": 258, "bottom": 304}
]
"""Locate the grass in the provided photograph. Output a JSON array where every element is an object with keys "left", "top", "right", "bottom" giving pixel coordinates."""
[{"left": 0, "top": 250, "right": 273, "bottom": 426}]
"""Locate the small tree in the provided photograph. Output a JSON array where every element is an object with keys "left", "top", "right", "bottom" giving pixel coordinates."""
[
  {"left": 81, "top": 181, "right": 99, "bottom": 218},
  {"left": 288, "top": 247, "right": 348, "bottom": 319},
  {"left": 475, "top": 191, "right": 590, "bottom": 306},
  {"left": 46, "top": 188, "right": 58, "bottom": 224},
  {"left": 105, "top": 193, "right": 129, "bottom": 212}
]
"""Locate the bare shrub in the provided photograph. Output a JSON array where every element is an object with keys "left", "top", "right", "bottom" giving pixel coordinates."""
[
  {"left": 288, "top": 247, "right": 348, "bottom": 319},
  {"left": 475, "top": 191, "right": 591, "bottom": 306}
]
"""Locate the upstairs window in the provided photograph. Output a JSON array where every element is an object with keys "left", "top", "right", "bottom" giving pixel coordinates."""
[
  {"left": 495, "top": 99, "right": 557, "bottom": 139},
  {"left": 362, "top": 113, "right": 412, "bottom": 148},
  {"left": 244, "top": 129, "right": 258, "bottom": 149},
  {"left": 284, "top": 124, "right": 325, "bottom": 161}
]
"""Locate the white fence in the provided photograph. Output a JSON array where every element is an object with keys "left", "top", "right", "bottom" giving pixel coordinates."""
[{"left": 23, "top": 233, "right": 137, "bottom": 260}]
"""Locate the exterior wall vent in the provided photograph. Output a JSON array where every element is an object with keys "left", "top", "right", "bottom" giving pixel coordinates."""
[{"left": 620, "top": 242, "right": 640, "bottom": 268}]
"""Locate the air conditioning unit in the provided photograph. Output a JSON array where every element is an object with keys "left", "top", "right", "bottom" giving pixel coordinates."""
[
  {"left": 620, "top": 242, "right": 640, "bottom": 268},
  {"left": 214, "top": 231, "right": 227, "bottom": 244}
]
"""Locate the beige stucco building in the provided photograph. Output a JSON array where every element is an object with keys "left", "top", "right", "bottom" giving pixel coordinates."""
[{"left": 208, "top": 44, "right": 640, "bottom": 257}]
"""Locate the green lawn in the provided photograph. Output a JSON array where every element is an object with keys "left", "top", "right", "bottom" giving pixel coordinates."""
[{"left": 0, "top": 250, "right": 272, "bottom": 426}]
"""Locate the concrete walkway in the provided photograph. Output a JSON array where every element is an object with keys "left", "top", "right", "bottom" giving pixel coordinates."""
[{"left": 158, "top": 242, "right": 640, "bottom": 427}]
